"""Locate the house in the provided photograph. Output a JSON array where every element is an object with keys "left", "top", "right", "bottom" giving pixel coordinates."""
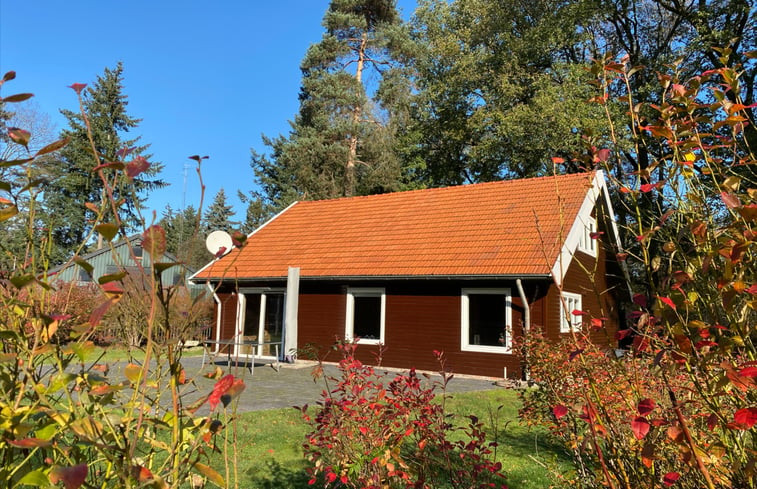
[
  {"left": 49, "top": 235, "right": 204, "bottom": 296},
  {"left": 191, "top": 171, "right": 627, "bottom": 378}
]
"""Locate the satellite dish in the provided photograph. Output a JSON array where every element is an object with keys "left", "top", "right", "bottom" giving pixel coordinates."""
[{"left": 206, "top": 230, "right": 233, "bottom": 257}]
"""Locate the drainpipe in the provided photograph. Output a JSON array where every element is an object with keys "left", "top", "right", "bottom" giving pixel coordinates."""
[
  {"left": 516, "top": 279, "right": 530, "bottom": 382},
  {"left": 207, "top": 281, "right": 221, "bottom": 356}
]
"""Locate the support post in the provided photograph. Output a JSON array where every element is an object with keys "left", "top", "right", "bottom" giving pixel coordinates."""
[{"left": 283, "top": 266, "right": 300, "bottom": 362}]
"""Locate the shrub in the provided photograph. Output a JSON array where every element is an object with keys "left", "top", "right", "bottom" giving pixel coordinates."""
[
  {"left": 520, "top": 53, "right": 757, "bottom": 489},
  {"left": 299, "top": 341, "right": 508, "bottom": 489},
  {"left": 0, "top": 72, "right": 242, "bottom": 488}
]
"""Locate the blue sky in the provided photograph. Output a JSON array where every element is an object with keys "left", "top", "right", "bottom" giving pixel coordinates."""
[{"left": 0, "top": 0, "right": 417, "bottom": 223}]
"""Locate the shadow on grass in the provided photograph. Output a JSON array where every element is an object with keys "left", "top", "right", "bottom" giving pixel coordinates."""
[
  {"left": 242, "top": 459, "right": 311, "bottom": 489},
  {"left": 490, "top": 417, "right": 576, "bottom": 488}
]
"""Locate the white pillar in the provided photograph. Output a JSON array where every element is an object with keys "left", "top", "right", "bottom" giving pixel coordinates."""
[{"left": 283, "top": 266, "right": 300, "bottom": 362}]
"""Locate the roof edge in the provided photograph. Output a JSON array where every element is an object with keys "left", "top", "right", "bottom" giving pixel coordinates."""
[
  {"left": 199, "top": 273, "right": 553, "bottom": 283},
  {"left": 189, "top": 201, "right": 300, "bottom": 284}
]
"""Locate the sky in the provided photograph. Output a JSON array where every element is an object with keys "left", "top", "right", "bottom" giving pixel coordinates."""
[{"left": 0, "top": 0, "right": 417, "bottom": 224}]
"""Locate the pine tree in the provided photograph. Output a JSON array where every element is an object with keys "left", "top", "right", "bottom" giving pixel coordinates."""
[
  {"left": 203, "top": 188, "right": 236, "bottom": 234},
  {"left": 160, "top": 204, "right": 209, "bottom": 270},
  {"left": 44, "top": 63, "right": 165, "bottom": 263},
  {"left": 251, "top": 0, "right": 416, "bottom": 214}
]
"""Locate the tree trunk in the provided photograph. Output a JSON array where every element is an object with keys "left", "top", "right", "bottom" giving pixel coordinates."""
[{"left": 345, "top": 33, "right": 367, "bottom": 197}]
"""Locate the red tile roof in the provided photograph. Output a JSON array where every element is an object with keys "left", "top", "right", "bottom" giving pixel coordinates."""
[{"left": 195, "top": 172, "right": 597, "bottom": 280}]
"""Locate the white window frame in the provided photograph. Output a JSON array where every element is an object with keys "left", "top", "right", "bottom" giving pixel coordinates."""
[
  {"left": 577, "top": 216, "right": 598, "bottom": 257},
  {"left": 461, "top": 288, "right": 512, "bottom": 354},
  {"left": 560, "top": 291, "right": 583, "bottom": 333},
  {"left": 237, "top": 288, "right": 286, "bottom": 358},
  {"left": 345, "top": 287, "right": 385, "bottom": 345}
]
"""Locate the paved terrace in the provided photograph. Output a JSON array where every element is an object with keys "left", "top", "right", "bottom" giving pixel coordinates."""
[{"left": 103, "top": 355, "right": 501, "bottom": 414}]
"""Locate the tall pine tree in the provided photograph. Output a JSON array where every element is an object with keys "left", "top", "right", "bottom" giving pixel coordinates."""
[
  {"left": 203, "top": 188, "right": 236, "bottom": 234},
  {"left": 44, "top": 62, "right": 165, "bottom": 262},
  {"left": 249, "top": 0, "right": 416, "bottom": 217},
  {"left": 160, "top": 204, "right": 209, "bottom": 270}
]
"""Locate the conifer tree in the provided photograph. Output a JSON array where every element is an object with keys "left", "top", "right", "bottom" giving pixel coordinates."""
[
  {"left": 203, "top": 188, "right": 236, "bottom": 234},
  {"left": 251, "top": 0, "right": 416, "bottom": 214},
  {"left": 160, "top": 204, "right": 209, "bottom": 270},
  {"left": 44, "top": 63, "right": 165, "bottom": 262}
]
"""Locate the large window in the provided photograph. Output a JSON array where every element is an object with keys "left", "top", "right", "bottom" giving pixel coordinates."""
[
  {"left": 345, "top": 288, "right": 385, "bottom": 345},
  {"left": 461, "top": 288, "right": 512, "bottom": 353},
  {"left": 560, "top": 291, "right": 583, "bottom": 333},
  {"left": 240, "top": 290, "right": 285, "bottom": 357}
]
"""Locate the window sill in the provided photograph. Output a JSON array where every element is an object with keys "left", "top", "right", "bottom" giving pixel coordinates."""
[{"left": 461, "top": 344, "right": 512, "bottom": 355}]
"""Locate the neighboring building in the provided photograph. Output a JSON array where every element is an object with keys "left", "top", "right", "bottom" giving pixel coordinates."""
[
  {"left": 49, "top": 235, "right": 204, "bottom": 295},
  {"left": 191, "top": 171, "right": 628, "bottom": 378}
]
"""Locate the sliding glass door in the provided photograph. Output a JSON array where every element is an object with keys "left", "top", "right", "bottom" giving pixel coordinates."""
[{"left": 237, "top": 290, "right": 285, "bottom": 358}]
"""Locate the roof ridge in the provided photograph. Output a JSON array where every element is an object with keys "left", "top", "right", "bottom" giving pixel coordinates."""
[{"left": 297, "top": 171, "right": 596, "bottom": 206}]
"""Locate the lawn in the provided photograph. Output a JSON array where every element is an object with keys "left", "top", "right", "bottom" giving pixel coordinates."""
[
  {"left": 70, "top": 344, "right": 206, "bottom": 363},
  {"left": 208, "top": 389, "right": 571, "bottom": 489}
]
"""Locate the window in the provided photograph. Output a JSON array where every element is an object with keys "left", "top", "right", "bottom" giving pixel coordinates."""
[
  {"left": 133, "top": 245, "right": 143, "bottom": 260},
  {"left": 239, "top": 290, "right": 285, "bottom": 357},
  {"left": 461, "top": 288, "right": 512, "bottom": 353},
  {"left": 560, "top": 292, "right": 582, "bottom": 333},
  {"left": 577, "top": 216, "right": 597, "bottom": 256},
  {"left": 345, "top": 288, "right": 385, "bottom": 345},
  {"left": 77, "top": 267, "right": 91, "bottom": 282}
]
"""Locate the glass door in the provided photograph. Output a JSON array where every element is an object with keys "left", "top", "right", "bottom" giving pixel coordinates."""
[
  {"left": 238, "top": 290, "right": 284, "bottom": 359},
  {"left": 261, "top": 292, "right": 284, "bottom": 357}
]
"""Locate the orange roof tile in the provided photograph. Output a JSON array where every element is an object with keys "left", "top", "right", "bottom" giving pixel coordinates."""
[{"left": 195, "top": 172, "right": 597, "bottom": 280}]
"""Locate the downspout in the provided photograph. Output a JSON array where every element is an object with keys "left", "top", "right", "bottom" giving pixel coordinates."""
[
  {"left": 207, "top": 281, "right": 221, "bottom": 356},
  {"left": 516, "top": 279, "right": 530, "bottom": 382}
]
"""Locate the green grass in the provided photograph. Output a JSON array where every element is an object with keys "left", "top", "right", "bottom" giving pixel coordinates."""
[
  {"left": 208, "top": 389, "right": 571, "bottom": 489},
  {"left": 77, "top": 345, "right": 206, "bottom": 363}
]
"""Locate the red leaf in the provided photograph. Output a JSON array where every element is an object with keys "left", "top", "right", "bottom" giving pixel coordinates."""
[
  {"left": 142, "top": 225, "right": 166, "bottom": 259},
  {"left": 590, "top": 317, "right": 607, "bottom": 329},
  {"left": 733, "top": 407, "right": 757, "bottom": 429},
  {"left": 615, "top": 329, "right": 632, "bottom": 340},
  {"left": 359, "top": 426, "right": 368, "bottom": 435},
  {"left": 571, "top": 309, "right": 587, "bottom": 316},
  {"left": 68, "top": 83, "right": 87, "bottom": 94},
  {"left": 209, "top": 374, "right": 235, "bottom": 411},
  {"left": 551, "top": 157, "right": 565, "bottom": 164},
  {"left": 8, "top": 127, "right": 31, "bottom": 147},
  {"left": 50, "top": 464, "right": 88, "bottom": 489},
  {"left": 658, "top": 295, "right": 676, "bottom": 310},
  {"left": 663, "top": 472, "right": 680, "bottom": 486},
  {"left": 125, "top": 156, "right": 150, "bottom": 178},
  {"left": 746, "top": 284, "right": 757, "bottom": 295},
  {"left": 707, "top": 413, "right": 718, "bottom": 431},
  {"left": 8, "top": 437, "right": 52, "bottom": 448},
  {"left": 640, "top": 183, "right": 655, "bottom": 193},
  {"left": 632, "top": 416, "right": 650, "bottom": 439},
  {"left": 637, "top": 398, "right": 656, "bottom": 416},
  {"left": 632, "top": 294, "right": 647, "bottom": 307},
  {"left": 589, "top": 231, "right": 604, "bottom": 239},
  {"left": 596, "top": 148, "right": 611, "bottom": 162},
  {"left": 2, "top": 92, "right": 33, "bottom": 103},
  {"left": 326, "top": 472, "right": 337, "bottom": 483},
  {"left": 738, "top": 366, "right": 757, "bottom": 378},
  {"left": 89, "top": 298, "right": 115, "bottom": 328},
  {"left": 553, "top": 405, "right": 568, "bottom": 419},
  {"left": 720, "top": 191, "right": 741, "bottom": 209}
]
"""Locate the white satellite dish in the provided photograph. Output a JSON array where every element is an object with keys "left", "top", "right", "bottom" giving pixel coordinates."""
[{"left": 205, "top": 230, "right": 233, "bottom": 257}]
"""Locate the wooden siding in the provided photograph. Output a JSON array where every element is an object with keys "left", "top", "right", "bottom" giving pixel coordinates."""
[
  {"left": 50, "top": 238, "right": 203, "bottom": 295},
  {"left": 215, "top": 292, "right": 238, "bottom": 354},
  {"left": 295, "top": 281, "right": 547, "bottom": 378},
  {"left": 210, "top": 237, "right": 625, "bottom": 378},
  {"left": 543, "top": 235, "right": 623, "bottom": 346}
]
